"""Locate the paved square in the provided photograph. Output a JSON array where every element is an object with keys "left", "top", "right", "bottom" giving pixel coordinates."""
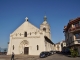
[{"left": 0, "top": 54, "right": 80, "bottom": 60}]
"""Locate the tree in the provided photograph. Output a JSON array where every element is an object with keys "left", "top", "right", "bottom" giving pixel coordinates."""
[
  {"left": 4, "top": 48, "right": 7, "bottom": 52},
  {"left": 0, "top": 47, "right": 1, "bottom": 52},
  {"left": 70, "top": 47, "right": 78, "bottom": 57}
]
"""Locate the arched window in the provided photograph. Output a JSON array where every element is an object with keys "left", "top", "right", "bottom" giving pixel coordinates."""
[
  {"left": 37, "top": 45, "right": 39, "bottom": 50},
  {"left": 20, "top": 33, "right": 21, "bottom": 36},
  {"left": 30, "top": 32, "right": 31, "bottom": 35},
  {"left": 13, "top": 45, "right": 14, "bottom": 50},
  {"left": 43, "top": 28, "right": 46, "bottom": 32},
  {"left": 24, "top": 32, "right": 27, "bottom": 37},
  {"left": 16, "top": 33, "right": 17, "bottom": 36},
  {"left": 35, "top": 32, "right": 37, "bottom": 35}
]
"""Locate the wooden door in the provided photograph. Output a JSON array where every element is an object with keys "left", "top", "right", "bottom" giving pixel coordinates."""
[{"left": 24, "top": 47, "right": 29, "bottom": 54}]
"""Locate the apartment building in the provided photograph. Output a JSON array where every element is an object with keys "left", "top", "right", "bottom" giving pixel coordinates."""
[{"left": 63, "top": 17, "right": 80, "bottom": 55}]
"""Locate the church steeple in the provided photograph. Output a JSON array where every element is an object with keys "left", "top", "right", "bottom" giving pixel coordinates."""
[
  {"left": 40, "top": 16, "right": 51, "bottom": 40},
  {"left": 44, "top": 16, "right": 47, "bottom": 21}
]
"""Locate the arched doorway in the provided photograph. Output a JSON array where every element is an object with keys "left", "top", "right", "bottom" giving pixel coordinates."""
[{"left": 19, "top": 40, "right": 29, "bottom": 54}]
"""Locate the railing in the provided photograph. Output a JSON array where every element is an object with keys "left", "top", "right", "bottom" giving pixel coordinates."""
[
  {"left": 77, "top": 40, "right": 80, "bottom": 43},
  {"left": 75, "top": 40, "right": 80, "bottom": 43}
]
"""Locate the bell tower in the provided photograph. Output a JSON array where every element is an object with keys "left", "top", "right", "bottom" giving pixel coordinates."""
[{"left": 40, "top": 16, "right": 51, "bottom": 40}]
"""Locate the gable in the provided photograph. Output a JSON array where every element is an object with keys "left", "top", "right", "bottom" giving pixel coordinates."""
[{"left": 11, "top": 21, "right": 44, "bottom": 37}]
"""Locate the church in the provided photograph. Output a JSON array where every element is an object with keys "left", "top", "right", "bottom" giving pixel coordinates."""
[{"left": 7, "top": 16, "right": 54, "bottom": 55}]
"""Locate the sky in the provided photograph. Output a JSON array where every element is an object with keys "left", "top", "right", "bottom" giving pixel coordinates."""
[{"left": 0, "top": 0, "right": 80, "bottom": 48}]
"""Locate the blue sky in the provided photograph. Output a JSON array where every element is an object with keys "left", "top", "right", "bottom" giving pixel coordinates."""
[{"left": 0, "top": 0, "right": 80, "bottom": 48}]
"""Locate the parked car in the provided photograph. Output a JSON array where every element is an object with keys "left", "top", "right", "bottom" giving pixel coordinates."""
[
  {"left": 61, "top": 48, "right": 71, "bottom": 55},
  {"left": 53, "top": 51, "right": 56, "bottom": 54},
  {"left": 39, "top": 52, "right": 46, "bottom": 58},
  {"left": 47, "top": 51, "right": 51, "bottom": 56},
  {"left": 39, "top": 51, "right": 49, "bottom": 58},
  {"left": 50, "top": 51, "right": 54, "bottom": 55}
]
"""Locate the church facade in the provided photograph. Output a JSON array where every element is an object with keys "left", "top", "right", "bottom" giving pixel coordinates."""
[{"left": 7, "top": 16, "right": 54, "bottom": 55}]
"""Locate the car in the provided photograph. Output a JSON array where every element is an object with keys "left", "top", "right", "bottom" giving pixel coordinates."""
[
  {"left": 53, "top": 51, "right": 56, "bottom": 54},
  {"left": 46, "top": 51, "right": 51, "bottom": 56},
  {"left": 39, "top": 52, "right": 47, "bottom": 58},
  {"left": 39, "top": 51, "right": 49, "bottom": 58},
  {"left": 50, "top": 51, "right": 54, "bottom": 55}
]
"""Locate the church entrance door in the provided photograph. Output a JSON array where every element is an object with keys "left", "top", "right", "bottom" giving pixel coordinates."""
[{"left": 24, "top": 47, "right": 29, "bottom": 54}]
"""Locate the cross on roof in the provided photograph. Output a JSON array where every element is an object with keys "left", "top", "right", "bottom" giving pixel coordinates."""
[{"left": 25, "top": 17, "right": 28, "bottom": 21}]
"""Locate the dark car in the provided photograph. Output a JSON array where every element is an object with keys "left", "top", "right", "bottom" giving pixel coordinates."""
[
  {"left": 39, "top": 52, "right": 46, "bottom": 58},
  {"left": 50, "top": 51, "right": 54, "bottom": 55},
  {"left": 46, "top": 51, "right": 51, "bottom": 56},
  {"left": 53, "top": 51, "right": 56, "bottom": 54},
  {"left": 61, "top": 48, "right": 71, "bottom": 55},
  {"left": 39, "top": 51, "right": 49, "bottom": 58}
]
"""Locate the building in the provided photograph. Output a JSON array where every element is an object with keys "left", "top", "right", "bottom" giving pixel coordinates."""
[
  {"left": 54, "top": 40, "right": 66, "bottom": 52},
  {"left": 61, "top": 40, "right": 66, "bottom": 52},
  {"left": 61, "top": 40, "right": 66, "bottom": 48},
  {"left": 7, "top": 16, "right": 54, "bottom": 55},
  {"left": 54, "top": 42, "right": 62, "bottom": 52},
  {"left": 63, "top": 17, "right": 80, "bottom": 55}
]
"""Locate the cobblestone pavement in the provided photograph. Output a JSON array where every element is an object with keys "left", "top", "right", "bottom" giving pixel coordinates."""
[{"left": 0, "top": 54, "right": 80, "bottom": 60}]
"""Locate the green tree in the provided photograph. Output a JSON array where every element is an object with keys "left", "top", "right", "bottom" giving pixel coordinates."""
[
  {"left": 70, "top": 48, "right": 78, "bottom": 57},
  {"left": 4, "top": 48, "right": 7, "bottom": 52}
]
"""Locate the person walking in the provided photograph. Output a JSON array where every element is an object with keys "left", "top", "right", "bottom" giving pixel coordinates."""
[{"left": 11, "top": 52, "right": 14, "bottom": 60}]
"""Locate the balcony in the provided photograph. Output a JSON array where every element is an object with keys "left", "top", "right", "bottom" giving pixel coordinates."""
[
  {"left": 77, "top": 40, "right": 80, "bottom": 43},
  {"left": 69, "top": 25, "right": 80, "bottom": 32},
  {"left": 74, "top": 40, "right": 80, "bottom": 44},
  {"left": 68, "top": 40, "right": 80, "bottom": 47}
]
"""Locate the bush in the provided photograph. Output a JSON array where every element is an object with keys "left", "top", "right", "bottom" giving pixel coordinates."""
[{"left": 70, "top": 48, "right": 78, "bottom": 57}]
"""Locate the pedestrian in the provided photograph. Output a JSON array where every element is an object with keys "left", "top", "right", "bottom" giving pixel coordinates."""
[{"left": 11, "top": 52, "right": 14, "bottom": 60}]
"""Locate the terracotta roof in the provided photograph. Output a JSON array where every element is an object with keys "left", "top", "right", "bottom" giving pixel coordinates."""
[{"left": 64, "top": 17, "right": 80, "bottom": 31}]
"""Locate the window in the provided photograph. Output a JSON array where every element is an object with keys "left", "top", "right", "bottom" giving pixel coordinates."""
[
  {"left": 79, "top": 21, "right": 80, "bottom": 26},
  {"left": 78, "top": 40, "right": 80, "bottom": 43},
  {"left": 13, "top": 45, "right": 14, "bottom": 50},
  {"left": 24, "top": 32, "right": 27, "bottom": 37},
  {"left": 37, "top": 45, "right": 39, "bottom": 50},
  {"left": 43, "top": 28, "right": 46, "bottom": 32},
  {"left": 73, "top": 22, "right": 80, "bottom": 27},
  {"left": 30, "top": 32, "right": 31, "bottom": 35},
  {"left": 75, "top": 33, "right": 80, "bottom": 39},
  {"left": 70, "top": 37, "right": 72, "bottom": 43},
  {"left": 16, "top": 33, "right": 17, "bottom": 36},
  {"left": 20, "top": 33, "right": 21, "bottom": 36},
  {"left": 35, "top": 32, "right": 37, "bottom": 35},
  {"left": 73, "top": 24, "right": 75, "bottom": 28},
  {"left": 57, "top": 45, "right": 59, "bottom": 51}
]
